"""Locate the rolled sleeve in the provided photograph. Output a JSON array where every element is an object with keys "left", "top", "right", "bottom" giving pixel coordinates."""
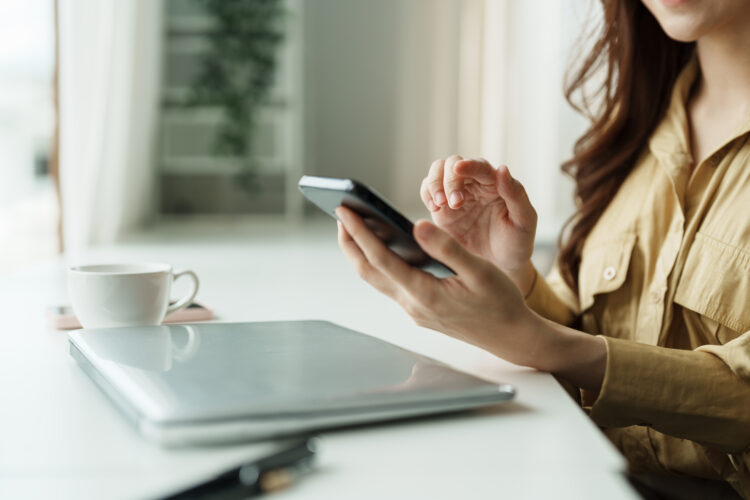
[{"left": 589, "top": 336, "right": 750, "bottom": 453}]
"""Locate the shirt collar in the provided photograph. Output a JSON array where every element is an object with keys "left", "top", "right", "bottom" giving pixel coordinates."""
[
  {"left": 648, "top": 54, "right": 699, "bottom": 166},
  {"left": 649, "top": 54, "right": 750, "bottom": 165}
]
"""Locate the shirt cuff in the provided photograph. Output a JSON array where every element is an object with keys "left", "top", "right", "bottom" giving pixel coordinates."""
[{"left": 589, "top": 336, "right": 750, "bottom": 452}]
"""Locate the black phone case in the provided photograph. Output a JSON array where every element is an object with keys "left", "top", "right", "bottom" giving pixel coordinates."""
[{"left": 298, "top": 176, "right": 455, "bottom": 278}]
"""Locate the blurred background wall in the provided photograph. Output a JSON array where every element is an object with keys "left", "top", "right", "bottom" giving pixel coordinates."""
[
  {"left": 0, "top": 0, "right": 596, "bottom": 273},
  {"left": 300, "top": 0, "right": 590, "bottom": 238}
]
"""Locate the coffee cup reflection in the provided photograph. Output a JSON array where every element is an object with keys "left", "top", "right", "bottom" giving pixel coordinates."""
[{"left": 84, "top": 325, "right": 200, "bottom": 372}]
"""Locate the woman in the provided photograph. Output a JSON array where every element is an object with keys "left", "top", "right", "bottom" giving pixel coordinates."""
[{"left": 335, "top": 0, "right": 750, "bottom": 497}]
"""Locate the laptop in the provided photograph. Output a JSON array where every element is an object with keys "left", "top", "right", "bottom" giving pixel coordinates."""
[{"left": 69, "top": 320, "right": 515, "bottom": 446}]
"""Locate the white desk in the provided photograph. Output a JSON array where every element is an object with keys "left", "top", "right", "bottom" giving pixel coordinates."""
[{"left": 0, "top": 218, "right": 637, "bottom": 499}]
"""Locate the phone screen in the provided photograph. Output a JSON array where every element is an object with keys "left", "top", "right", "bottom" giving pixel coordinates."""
[{"left": 298, "top": 175, "right": 455, "bottom": 278}]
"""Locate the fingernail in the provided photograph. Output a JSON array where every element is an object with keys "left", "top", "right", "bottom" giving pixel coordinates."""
[
  {"left": 501, "top": 165, "right": 512, "bottom": 178},
  {"left": 435, "top": 191, "right": 447, "bottom": 206},
  {"left": 415, "top": 221, "right": 435, "bottom": 240},
  {"left": 449, "top": 191, "right": 463, "bottom": 207},
  {"left": 427, "top": 200, "right": 438, "bottom": 211}
]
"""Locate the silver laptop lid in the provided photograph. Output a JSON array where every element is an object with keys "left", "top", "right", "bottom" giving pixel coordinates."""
[{"left": 69, "top": 321, "right": 514, "bottom": 431}]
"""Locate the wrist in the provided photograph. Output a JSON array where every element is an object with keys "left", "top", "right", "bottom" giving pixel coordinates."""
[
  {"left": 504, "top": 260, "right": 537, "bottom": 298},
  {"left": 509, "top": 311, "right": 556, "bottom": 368},
  {"left": 525, "top": 317, "right": 607, "bottom": 392},
  {"left": 483, "top": 309, "right": 550, "bottom": 368}
]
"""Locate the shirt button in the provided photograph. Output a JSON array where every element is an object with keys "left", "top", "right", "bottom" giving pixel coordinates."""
[
  {"left": 603, "top": 266, "right": 616, "bottom": 281},
  {"left": 650, "top": 291, "right": 662, "bottom": 303}
]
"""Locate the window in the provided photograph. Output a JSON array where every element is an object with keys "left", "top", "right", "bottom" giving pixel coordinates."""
[
  {"left": 54, "top": 0, "right": 592, "bottom": 257},
  {"left": 0, "top": 0, "right": 57, "bottom": 274}
]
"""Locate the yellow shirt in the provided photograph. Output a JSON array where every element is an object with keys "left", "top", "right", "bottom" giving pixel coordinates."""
[{"left": 526, "top": 56, "right": 750, "bottom": 496}]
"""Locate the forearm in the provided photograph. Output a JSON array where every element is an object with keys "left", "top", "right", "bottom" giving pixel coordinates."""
[
  {"left": 503, "top": 312, "right": 607, "bottom": 393},
  {"left": 505, "top": 313, "right": 750, "bottom": 451},
  {"left": 541, "top": 318, "right": 607, "bottom": 393},
  {"left": 589, "top": 336, "right": 750, "bottom": 451}
]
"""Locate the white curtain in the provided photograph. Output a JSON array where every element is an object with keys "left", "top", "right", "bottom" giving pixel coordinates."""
[
  {"left": 390, "top": 0, "right": 590, "bottom": 242},
  {"left": 58, "top": 0, "right": 162, "bottom": 256},
  {"left": 478, "top": 0, "right": 591, "bottom": 240}
]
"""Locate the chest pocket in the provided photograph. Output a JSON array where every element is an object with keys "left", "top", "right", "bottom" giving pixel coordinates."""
[
  {"left": 579, "top": 233, "right": 637, "bottom": 312},
  {"left": 674, "top": 232, "right": 750, "bottom": 338},
  {"left": 577, "top": 234, "right": 637, "bottom": 336}
]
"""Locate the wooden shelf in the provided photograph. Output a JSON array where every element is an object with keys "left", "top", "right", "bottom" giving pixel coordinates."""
[
  {"left": 166, "top": 16, "right": 217, "bottom": 35},
  {"left": 158, "top": 0, "right": 305, "bottom": 216},
  {"left": 161, "top": 157, "right": 284, "bottom": 175}
]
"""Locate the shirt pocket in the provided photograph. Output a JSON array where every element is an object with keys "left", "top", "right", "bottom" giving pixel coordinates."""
[
  {"left": 578, "top": 233, "right": 637, "bottom": 313},
  {"left": 674, "top": 232, "right": 750, "bottom": 337}
]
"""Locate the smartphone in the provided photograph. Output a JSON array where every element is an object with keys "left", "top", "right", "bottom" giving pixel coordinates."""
[
  {"left": 298, "top": 175, "right": 455, "bottom": 278},
  {"left": 46, "top": 302, "right": 215, "bottom": 330}
]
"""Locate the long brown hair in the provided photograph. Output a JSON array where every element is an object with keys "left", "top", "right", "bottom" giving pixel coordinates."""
[{"left": 558, "top": 0, "right": 694, "bottom": 290}]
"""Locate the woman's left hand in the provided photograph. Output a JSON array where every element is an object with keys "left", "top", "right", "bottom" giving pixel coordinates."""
[{"left": 335, "top": 206, "right": 547, "bottom": 367}]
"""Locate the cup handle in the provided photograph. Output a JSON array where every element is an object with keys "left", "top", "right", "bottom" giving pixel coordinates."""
[
  {"left": 171, "top": 325, "right": 201, "bottom": 362},
  {"left": 166, "top": 269, "right": 200, "bottom": 316}
]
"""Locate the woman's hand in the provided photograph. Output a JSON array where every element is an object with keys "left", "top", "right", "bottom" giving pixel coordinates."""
[
  {"left": 336, "top": 205, "right": 607, "bottom": 391},
  {"left": 336, "top": 205, "right": 542, "bottom": 366},
  {"left": 420, "top": 155, "right": 537, "bottom": 295}
]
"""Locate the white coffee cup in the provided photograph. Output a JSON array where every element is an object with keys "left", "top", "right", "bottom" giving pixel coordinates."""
[{"left": 68, "top": 263, "right": 200, "bottom": 329}]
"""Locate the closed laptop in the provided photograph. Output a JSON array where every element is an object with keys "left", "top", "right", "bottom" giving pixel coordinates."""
[{"left": 69, "top": 320, "right": 515, "bottom": 446}]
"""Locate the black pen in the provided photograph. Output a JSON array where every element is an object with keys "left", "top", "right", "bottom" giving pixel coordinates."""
[{"left": 161, "top": 436, "right": 319, "bottom": 499}]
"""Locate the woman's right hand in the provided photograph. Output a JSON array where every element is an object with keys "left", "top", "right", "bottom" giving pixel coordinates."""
[{"left": 419, "top": 155, "right": 538, "bottom": 295}]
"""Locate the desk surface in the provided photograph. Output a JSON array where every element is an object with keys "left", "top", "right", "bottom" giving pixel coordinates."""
[{"left": 0, "top": 218, "right": 637, "bottom": 499}]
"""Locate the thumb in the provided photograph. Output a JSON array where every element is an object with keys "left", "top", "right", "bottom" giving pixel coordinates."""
[
  {"left": 495, "top": 166, "right": 537, "bottom": 231},
  {"left": 414, "top": 220, "right": 482, "bottom": 277}
]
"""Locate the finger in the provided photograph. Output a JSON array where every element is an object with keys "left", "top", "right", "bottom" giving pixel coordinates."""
[
  {"left": 495, "top": 165, "right": 537, "bottom": 231},
  {"left": 425, "top": 159, "right": 447, "bottom": 207},
  {"left": 453, "top": 158, "right": 498, "bottom": 185},
  {"left": 442, "top": 154, "right": 466, "bottom": 208},
  {"left": 420, "top": 178, "right": 439, "bottom": 212},
  {"left": 413, "top": 219, "right": 486, "bottom": 280},
  {"left": 336, "top": 206, "right": 435, "bottom": 292},
  {"left": 337, "top": 221, "right": 399, "bottom": 297}
]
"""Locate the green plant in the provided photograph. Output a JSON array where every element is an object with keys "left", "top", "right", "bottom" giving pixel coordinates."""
[{"left": 188, "top": 0, "right": 285, "bottom": 183}]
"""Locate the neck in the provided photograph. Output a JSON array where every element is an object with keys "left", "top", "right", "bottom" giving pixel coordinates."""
[{"left": 695, "top": 25, "right": 750, "bottom": 108}]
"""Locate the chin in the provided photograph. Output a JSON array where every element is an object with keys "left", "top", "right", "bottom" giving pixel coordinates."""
[
  {"left": 640, "top": 0, "right": 735, "bottom": 43},
  {"left": 653, "top": 16, "right": 705, "bottom": 43}
]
